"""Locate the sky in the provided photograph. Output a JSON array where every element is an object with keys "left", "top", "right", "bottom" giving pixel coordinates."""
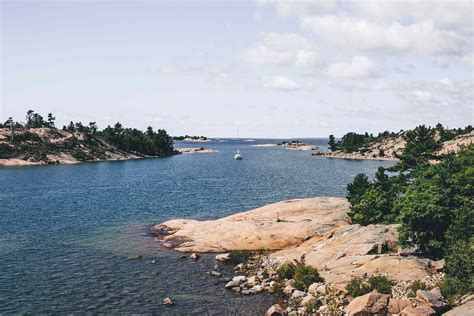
[{"left": 1, "top": 0, "right": 473, "bottom": 138}]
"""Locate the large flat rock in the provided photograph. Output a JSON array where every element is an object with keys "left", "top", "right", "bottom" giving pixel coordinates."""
[
  {"left": 153, "top": 197, "right": 350, "bottom": 252},
  {"left": 154, "top": 197, "right": 435, "bottom": 286}
]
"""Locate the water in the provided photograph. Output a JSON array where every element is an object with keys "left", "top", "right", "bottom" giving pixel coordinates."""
[{"left": 0, "top": 139, "right": 394, "bottom": 314}]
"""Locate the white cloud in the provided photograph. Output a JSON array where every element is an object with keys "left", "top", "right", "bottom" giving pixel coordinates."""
[
  {"left": 257, "top": 0, "right": 336, "bottom": 18},
  {"left": 301, "top": 15, "right": 466, "bottom": 56},
  {"left": 412, "top": 90, "right": 433, "bottom": 103},
  {"left": 242, "top": 32, "right": 317, "bottom": 67},
  {"left": 261, "top": 1, "right": 472, "bottom": 58},
  {"left": 326, "top": 56, "right": 379, "bottom": 79},
  {"left": 263, "top": 76, "right": 299, "bottom": 90}
]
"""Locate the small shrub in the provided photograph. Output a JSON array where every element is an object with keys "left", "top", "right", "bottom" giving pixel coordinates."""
[
  {"left": 346, "top": 276, "right": 371, "bottom": 297},
  {"left": 304, "top": 302, "right": 318, "bottom": 314},
  {"left": 368, "top": 275, "right": 393, "bottom": 294},
  {"left": 227, "top": 250, "right": 253, "bottom": 265},
  {"left": 293, "top": 263, "right": 323, "bottom": 291},
  {"left": 262, "top": 268, "right": 269, "bottom": 279},
  {"left": 277, "top": 262, "right": 296, "bottom": 280},
  {"left": 271, "top": 280, "right": 286, "bottom": 301},
  {"left": 408, "top": 280, "right": 428, "bottom": 298}
]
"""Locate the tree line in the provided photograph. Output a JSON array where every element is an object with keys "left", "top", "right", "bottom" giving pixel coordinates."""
[
  {"left": 345, "top": 125, "right": 473, "bottom": 302},
  {"left": 1, "top": 110, "right": 175, "bottom": 156},
  {"left": 327, "top": 123, "right": 473, "bottom": 153}
]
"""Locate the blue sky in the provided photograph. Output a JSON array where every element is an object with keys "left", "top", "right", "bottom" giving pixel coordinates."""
[{"left": 2, "top": 0, "right": 473, "bottom": 137}]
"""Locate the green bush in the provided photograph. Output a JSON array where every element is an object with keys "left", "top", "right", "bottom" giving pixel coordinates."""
[
  {"left": 408, "top": 280, "right": 428, "bottom": 298},
  {"left": 261, "top": 268, "right": 269, "bottom": 279},
  {"left": 368, "top": 275, "right": 393, "bottom": 294},
  {"left": 227, "top": 250, "right": 253, "bottom": 265},
  {"left": 346, "top": 276, "right": 371, "bottom": 297},
  {"left": 440, "top": 240, "right": 474, "bottom": 302},
  {"left": 293, "top": 264, "right": 323, "bottom": 291},
  {"left": 277, "top": 262, "right": 296, "bottom": 280}
]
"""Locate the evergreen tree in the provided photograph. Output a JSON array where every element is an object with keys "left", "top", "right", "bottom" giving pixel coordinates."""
[{"left": 328, "top": 134, "right": 337, "bottom": 151}]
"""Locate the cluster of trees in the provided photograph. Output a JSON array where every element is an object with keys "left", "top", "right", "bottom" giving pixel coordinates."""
[
  {"left": 0, "top": 110, "right": 56, "bottom": 129},
  {"left": 2, "top": 110, "right": 175, "bottom": 157},
  {"left": 346, "top": 124, "right": 473, "bottom": 301},
  {"left": 328, "top": 124, "right": 473, "bottom": 153},
  {"left": 173, "top": 135, "right": 207, "bottom": 141},
  {"left": 98, "top": 123, "right": 174, "bottom": 156},
  {"left": 328, "top": 131, "right": 395, "bottom": 152}
]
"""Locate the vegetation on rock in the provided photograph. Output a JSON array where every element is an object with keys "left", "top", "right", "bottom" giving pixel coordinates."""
[
  {"left": 345, "top": 123, "right": 473, "bottom": 300},
  {"left": 346, "top": 275, "right": 393, "bottom": 297},
  {"left": 0, "top": 110, "right": 176, "bottom": 163}
]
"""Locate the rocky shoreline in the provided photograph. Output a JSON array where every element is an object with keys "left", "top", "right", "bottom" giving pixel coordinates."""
[
  {"left": 312, "top": 151, "right": 399, "bottom": 162},
  {"left": 153, "top": 197, "right": 471, "bottom": 315}
]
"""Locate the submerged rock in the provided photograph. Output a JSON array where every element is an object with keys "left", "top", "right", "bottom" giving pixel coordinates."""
[
  {"left": 127, "top": 255, "right": 142, "bottom": 260},
  {"left": 162, "top": 297, "right": 174, "bottom": 306},
  {"left": 190, "top": 253, "right": 200, "bottom": 261},
  {"left": 215, "top": 253, "right": 231, "bottom": 262}
]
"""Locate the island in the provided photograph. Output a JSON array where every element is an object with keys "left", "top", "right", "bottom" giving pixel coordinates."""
[
  {"left": 0, "top": 110, "right": 177, "bottom": 167},
  {"left": 176, "top": 147, "right": 219, "bottom": 154},
  {"left": 278, "top": 140, "right": 319, "bottom": 151},
  {"left": 173, "top": 135, "right": 209, "bottom": 142}
]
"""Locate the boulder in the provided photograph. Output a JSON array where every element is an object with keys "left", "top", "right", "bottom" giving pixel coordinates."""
[
  {"left": 401, "top": 306, "right": 436, "bottom": 316},
  {"left": 344, "top": 292, "right": 389, "bottom": 315},
  {"left": 307, "top": 283, "right": 319, "bottom": 295},
  {"left": 209, "top": 271, "right": 222, "bottom": 277},
  {"left": 389, "top": 299, "right": 413, "bottom": 314},
  {"left": 215, "top": 253, "right": 231, "bottom": 262},
  {"left": 225, "top": 280, "right": 239, "bottom": 288},
  {"left": 232, "top": 287, "right": 241, "bottom": 293},
  {"left": 250, "top": 285, "right": 263, "bottom": 294},
  {"left": 416, "top": 287, "right": 450, "bottom": 313},
  {"left": 266, "top": 304, "right": 286, "bottom": 316},
  {"left": 247, "top": 276, "right": 258, "bottom": 286},
  {"left": 162, "top": 297, "right": 174, "bottom": 305},
  {"left": 232, "top": 275, "right": 246, "bottom": 283},
  {"left": 283, "top": 285, "right": 295, "bottom": 295},
  {"left": 291, "top": 290, "right": 305, "bottom": 299},
  {"left": 190, "top": 253, "right": 200, "bottom": 260},
  {"left": 301, "top": 294, "right": 317, "bottom": 306}
]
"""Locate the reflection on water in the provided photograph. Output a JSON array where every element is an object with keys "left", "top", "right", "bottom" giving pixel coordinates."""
[{"left": 0, "top": 139, "right": 393, "bottom": 314}]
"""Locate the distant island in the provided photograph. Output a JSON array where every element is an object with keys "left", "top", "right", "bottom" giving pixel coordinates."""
[
  {"left": 0, "top": 110, "right": 177, "bottom": 167},
  {"left": 314, "top": 124, "right": 473, "bottom": 161},
  {"left": 277, "top": 140, "right": 319, "bottom": 151},
  {"left": 173, "top": 135, "right": 208, "bottom": 142}
]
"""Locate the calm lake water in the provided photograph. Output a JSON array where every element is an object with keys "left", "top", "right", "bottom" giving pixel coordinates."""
[{"left": 0, "top": 139, "right": 394, "bottom": 314}]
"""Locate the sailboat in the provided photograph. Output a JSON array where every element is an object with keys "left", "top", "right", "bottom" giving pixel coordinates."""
[{"left": 234, "top": 128, "right": 243, "bottom": 160}]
